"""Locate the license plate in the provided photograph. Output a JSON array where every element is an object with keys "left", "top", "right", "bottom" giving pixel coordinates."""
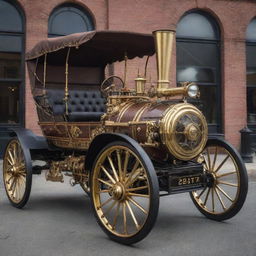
[{"left": 170, "top": 175, "right": 202, "bottom": 187}]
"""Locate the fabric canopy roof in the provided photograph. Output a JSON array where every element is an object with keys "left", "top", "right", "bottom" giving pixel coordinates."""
[{"left": 26, "top": 30, "right": 155, "bottom": 66}]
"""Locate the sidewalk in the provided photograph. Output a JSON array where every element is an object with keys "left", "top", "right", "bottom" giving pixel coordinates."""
[{"left": 0, "top": 158, "right": 255, "bottom": 180}]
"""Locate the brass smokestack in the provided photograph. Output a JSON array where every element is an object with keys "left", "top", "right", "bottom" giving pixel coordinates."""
[{"left": 153, "top": 30, "right": 175, "bottom": 95}]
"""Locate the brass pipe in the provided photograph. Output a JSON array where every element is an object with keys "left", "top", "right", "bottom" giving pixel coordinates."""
[
  {"left": 153, "top": 30, "right": 175, "bottom": 96},
  {"left": 157, "top": 86, "right": 187, "bottom": 97}
]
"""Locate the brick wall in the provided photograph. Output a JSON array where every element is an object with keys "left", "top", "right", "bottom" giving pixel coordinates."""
[{"left": 16, "top": 0, "right": 256, "bottom": 148}]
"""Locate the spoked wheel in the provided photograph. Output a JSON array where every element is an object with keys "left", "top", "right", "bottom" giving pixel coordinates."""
[
  {"left": 90, "top": 141, "right": 159, "bottom": 245},
  {"left": 190, "top": 138, "right": 248, "bottom": 221},
  {"left": 3, "top": 139, "right": 32, "bottom": 208}
]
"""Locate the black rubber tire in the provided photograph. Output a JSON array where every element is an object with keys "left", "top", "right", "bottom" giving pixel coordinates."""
[
  {"left": 90, "top": 141, "right": 159, "bottom": 245},
  {"left": 190, "top": 138, "right": 248, "bottom": 221},
  {"left": 2, "top": 138, "right": 32, "bottom": 209}
]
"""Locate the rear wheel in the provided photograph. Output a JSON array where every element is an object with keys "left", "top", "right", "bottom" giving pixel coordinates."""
[
  {"left": 90, "top": 141, "right": 159, "bottom": 245},
  {"left": 190, "top": 138, "right": 248, "bottom": 221},
  {"left": 3, "top": 139, "right": 32, "bottom": 208}
]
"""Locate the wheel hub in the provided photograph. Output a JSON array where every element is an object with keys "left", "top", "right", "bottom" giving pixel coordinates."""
[
  {"left": 206, "top": 172, "right": 215, "bottom": 187},
  {"left": 111, "top": 183, "right": 126, "bottom": 201}
]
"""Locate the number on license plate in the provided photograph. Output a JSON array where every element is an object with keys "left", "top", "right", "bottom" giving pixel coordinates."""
[{"left": 178, "top": 176, "right": 201, "bottom": 186}]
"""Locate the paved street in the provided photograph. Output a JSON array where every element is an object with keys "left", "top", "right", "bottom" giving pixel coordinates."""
[{"left": 0, "top": 161, "right": 255, "bottom": 256}]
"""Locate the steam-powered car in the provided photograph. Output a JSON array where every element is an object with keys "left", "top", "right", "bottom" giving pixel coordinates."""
[{"left": 2, "top": 30, "right": 248, "bottom": 244}]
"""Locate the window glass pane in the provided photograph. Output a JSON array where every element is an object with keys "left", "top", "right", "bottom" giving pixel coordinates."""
[
  {"left": 247, "top": 87, "right": 256, "bottom": 124},
  {"left": 0, "top": 82, "right": 20, "bottom": 124},
  {"left": 247, "top": 68, "right": 256, "bottom": 86},
  {"left": 0, "top": 1, "right": 22, "bottom": 32},
  {"left": 49, "top": 6, "right": 93, "bottom": 37},
  {"left": 189, "top": 86, "right": 217, "bottom": 124},
  {"left": 0, "top": 35, "right": 22, "bottom": 52},
  {"left": 246, "top": 19, "right": 256, "bottom": 42},
  {"left": 177, "top": 42, "right": 217, "bottom": 83},
  {"left": 177, "top": 13, "right": 218, "bottom": 39},
  {"left": 246, "top": 45, "right": 256, "bottom": 68},
  {"left": 0, "top": 52, "right": 21, "bottom": 79}
]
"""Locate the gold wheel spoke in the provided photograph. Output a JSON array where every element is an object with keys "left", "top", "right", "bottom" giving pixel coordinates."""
[
  {"left": 11, "top": 178, "right": 18, "bottom": 196},
  {"left": 123, "top": 151, "right": 130, "bottom": 181},
  {"left": 7, "top": 157, "right": 14, "bottom": 166},
  {"left": 100, "top": 197, "right": 113, "bottom": 208},
  {"left": 128, "top": 192, "right": 149, "bottom": 198},
  {"left": 112, "top": 202, "right": 120, "bottom": 230},
  {"left": 203, "top": 155, "right": 210, "bottom": 171},
  {"left": 97, "top": 178, "right": 113, "bottom": 188},
  {"left": 212, "top": 147, "right": 218, "bottom": 172},
  {"left": 214, "top": 187, "right": 226, "bottom": 211},
  {"left": 203, "top": 188, "right": 211, "bottom": 206},
  {"left": 216, "top": 185, "right": 234, "bottom": 202},
  {"left": 196, "top": 187, "right": 207, "bottom": 199},
  {"left": 126, "top": 200, "right": 140, "bottom": 230},
  {"left": 116, "top": 150, "right": 122, "bottom": 181},
  {"left": 128, "top": 197, "right": 148, "bottom": 215},
  {"left": 18, "top": 175, "right": 26, "bottom": 184},
  {"left": 18, "top": 172, "right": 26, "bottom": 178},
  {"left": 211, "top": 188, "right": 215, "bottom": 212},
  {"left": 122, "top": 202, "right": 127, "bottom": 234},
  {"left": 100, "top": 189, "right": 111, "bottom": 193},
  {"left": 107, "top": 156, "right": 119, "bottom": 182},
  {"left": 100, "top": 165, "right": 116, "bottom": 184},
  {"left": 217, "top": 180, "right": 238, "bottom": 187},
  {"left": 8, "top": 150, "right": 15, "bottom": 165},
  {"left": 217, "top": 171, "right": 237, "bottom": 178},
  {"left": 125, "top": 160, "right": 140, "bottom": 184},
  {"left": 7, "top": 175, "right": 14, "bottom": 185},
  {"left": 104, "top": 200, "right": 117, "bottom": 215},
  {"left": 13, "top": 142, "right": 18, "bottom": 160},
  {"left": 9, "top": 177, "right": 17, "bottom": 191},
  {"left": 127, "top": 185, "right": 148, "bottom": 192},
  {"left": 206, "top": 148, "right": 211, "bottom": 171},
  {"left": 215, "top": 155, "right": 230, "bottom": 173},
  {"left": 125, "top": 168, "right": 143, "bottom": 188},
  {"left": 16, "top": 179, "right": 21, "bottom": 201}
]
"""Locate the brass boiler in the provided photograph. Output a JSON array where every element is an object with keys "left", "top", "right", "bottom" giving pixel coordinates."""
[{"left": 104, "top": 30, "right": 208, "bottom": 161}]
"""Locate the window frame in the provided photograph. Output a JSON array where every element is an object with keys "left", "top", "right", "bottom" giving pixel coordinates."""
[
  {"left": 48, "top": 4, "right": 94, "bottom": 38},
  {"left": 0, "top": 1, "right": 25, "bottom": 128},
  {"left": 176, "top": 11, "right": 222, "bottom": 134},
  {"left": 246, "top": 41, "right": 256, "bottom": 128}
]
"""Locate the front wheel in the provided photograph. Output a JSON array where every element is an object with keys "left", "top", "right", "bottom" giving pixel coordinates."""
[
  {"left": 90, "top": 141, "right": 159, "bottom": 245},
  {"left": 190, "top": 138, "right": 248, "bottom": 221}
]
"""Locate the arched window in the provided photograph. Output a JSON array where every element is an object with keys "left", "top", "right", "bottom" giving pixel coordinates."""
[
  {"left": 246, "top": 18, "right": 256, "bottom": 126},
  {"left": 0, "top": 0, "right": 24, "bottom": 125},
  {"left": 176, "top": 11, "right": 221, "bottom": 133},
  {"left": 48, "top": 4, "right": 94, "bottom": 37}
]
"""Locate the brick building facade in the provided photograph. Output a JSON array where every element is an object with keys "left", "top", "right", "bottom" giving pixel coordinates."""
[{"left": 0, "top": 0, "right": 256, "bottom": 154}]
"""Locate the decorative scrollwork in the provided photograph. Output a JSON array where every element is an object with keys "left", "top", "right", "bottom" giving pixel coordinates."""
[{"left": 70, "top": 126, "right": 82, "bottom": 138}]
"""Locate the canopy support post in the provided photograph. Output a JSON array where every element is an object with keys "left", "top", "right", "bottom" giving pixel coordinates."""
[
  {"left": 64, "top": 48, "right": 71, "bottom": 115},
  {"left": 123, "top": 52, "right": 128, "bottom": 87},
  {"left": 43, "top": 54, "right": 47, "bottom": 88}
]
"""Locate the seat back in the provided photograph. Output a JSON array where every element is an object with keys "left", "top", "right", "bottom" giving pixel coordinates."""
[{"left": 46, "top": 89, "right": 106, "bottom": 116}]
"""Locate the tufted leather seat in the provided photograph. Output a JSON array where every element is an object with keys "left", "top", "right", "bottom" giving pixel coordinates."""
[{"left": 46, "top": 89, "right": 106, "bottom": 122}]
